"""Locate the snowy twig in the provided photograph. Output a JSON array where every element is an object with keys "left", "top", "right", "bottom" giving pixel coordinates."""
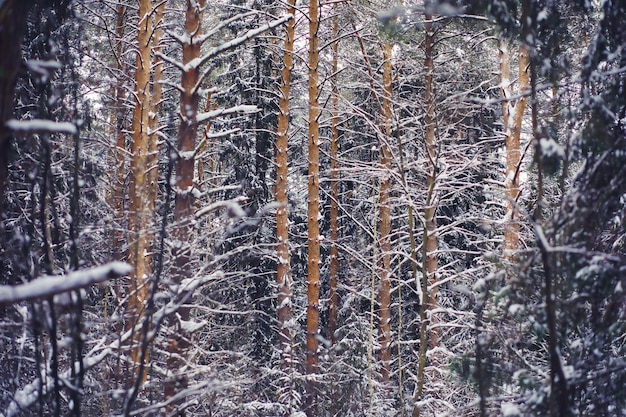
[
  {"left": 0, "top": 262, "right": 132, "bottom": 305},
  {"left": 2, "top": 269, "right": 223, "bottom": 417},
  {"left": 193, "top": 14, "right": 293, "bottom": 92}
]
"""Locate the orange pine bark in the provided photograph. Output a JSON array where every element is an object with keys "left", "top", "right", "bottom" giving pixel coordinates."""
[
  {"left": 378, "top": 40, "right": 393, "bottom": 384},
  {"left": 276, "top": 0, "right": 296, "bottom": 369},
  {"left": 147, "top": 1, "right": 166, "bottom": 217},
  {"left": 501, "top": 39, "right": 529, "bottom": 261},
  {"left": 127, "top": 0, "right": 153, "bottom": 366}
]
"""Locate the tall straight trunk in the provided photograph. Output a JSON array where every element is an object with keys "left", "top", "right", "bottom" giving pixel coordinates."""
[
  {"left": 306, "top": 0, "right": 321, "bottom": 413},
  {"left": 413, "top": 10, "right": 438, "bottom": 417},
  {"left": 501, "top": 38, "right": 529, "bottom": 261},
  {"left": 111, "top": 5, "right": 128, "bottom": 261},
  {"left": 128, "top": 0, "right": 166, "bottom": 382},
  {"left": 423, "top": 11, "right": 438, "bottom": 349},
  {"left": 127, "top": 0, "right": 153, "bottom": 366},
  {"left": 166, "top": 0, "right": 206, "bottom": 411},
  {"left": 147, "top": 1, "right": 166, "bottom": 220},
  {"left": 328, "top": 2, "right": 340, "bottom": 347},
  {"left": 276, "top": 0, "right": 295, "bottom": 376},
  {"left": 378, "top": 39, "right": 393, "bottom": 385}
]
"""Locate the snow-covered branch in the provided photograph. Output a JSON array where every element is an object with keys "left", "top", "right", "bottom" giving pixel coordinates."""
[
  {"left": 195, "top": 197, "right": 247, "bottom": 219},
  {"left": 0, "top": 262, "right": 132, "bottom": 305},
  {"left": 196, "top": 11, "right": 258, "bottom": 43},
  {"left": 189, "top": 14, "right": 293, "bottom": 72},
  {"left": 6, "top": 119, "right": 77, "bottom": 135},
  {"left": 197, "top": 105, "right": 258, "bottom": 124},
  {"left": 2, "top": 269, "right": 223, "bottom": 417}
]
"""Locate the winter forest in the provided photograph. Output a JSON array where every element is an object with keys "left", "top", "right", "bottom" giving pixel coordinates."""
[{"left": 1, "top": 0, "right": 625, "bottom": 416}]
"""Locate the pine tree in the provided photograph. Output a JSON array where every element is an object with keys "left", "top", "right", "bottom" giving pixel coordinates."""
[{"left": 306, "top": 0, "right": 321, "bottom": 413}]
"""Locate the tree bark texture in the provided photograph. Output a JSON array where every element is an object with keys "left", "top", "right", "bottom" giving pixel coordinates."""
[
  {"left": 413, "top": 11, "right": 438, "bottom": 417},
  {"left": 111, "top": 4, "right": 128, "bottom": 262},
  {"left": 501, "top": 39, "right": 529, "bottom": 261},
  {"left": 378, "top": 39, "right": 393, "bottom": 385},
  {"left": 147, "top": 1, "right": 166, "bottom": 223},
  {"left": 127, "top": 0, "right": 153, "bottom": 367},
  {"left": 276, "top": 0, "right": 296, "bottom": 373},
  {"left": 166, "top": 0, "right": 206, "bottom": 412},
  {"left": 306, "top": 0, "right": 321, "bottom": 413},
  {"left": 424, "top": 11, "right": 439, "bottom": 350}
]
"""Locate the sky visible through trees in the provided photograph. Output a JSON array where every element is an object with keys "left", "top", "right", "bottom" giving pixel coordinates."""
[{"left": 1, "top": 0, "right": 626, "bottom": 416}]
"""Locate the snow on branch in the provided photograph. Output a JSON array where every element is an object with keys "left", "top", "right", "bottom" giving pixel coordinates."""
[
  {"left": 2, "top": 269, "right": 223, "bottom": 417},
  {"left": 197, "top": 105, "right": 258, "bottom": 124},
  {"left": 6, "top": 119, "right": 77, "bottom": 135},
  {"left": 196, "top": 11, "right": 258, "bottom": 43},
  {"left": 189, "top": 14, "right": 293, "bottom": 72},
  {"left": 195, "top": 197, "right": 248, "bottom": 218},
  {"left": 0, "top": 262, "right": 132, "bottom": 305}
]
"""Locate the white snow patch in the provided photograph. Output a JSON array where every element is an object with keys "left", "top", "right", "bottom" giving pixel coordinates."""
[
  {"left": 539, "top": 137, "right": 565, "bottom": 158},
  {"left": 502, "top": 402, "right": 520, "bottom": 416},
  {"left": 180, "top": 319, "right": 207, "bottom": 334}
]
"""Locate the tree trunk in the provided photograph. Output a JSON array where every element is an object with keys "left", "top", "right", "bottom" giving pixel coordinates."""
[
  {"left": 306, "top": 0, "right": 321, "bottom": 413},
  {"left": 378, "top": 39, "right": 393, "bottom": 385},
  {"left": 165, "top": 0, "right": 206, "bottom": 412},
  {"left": 501, "top": 38, "right": 529, "bottom": 262},
  {"left": 129, "top": 0, "right": 166, "bottom": 384},
  {"left": 111, "top": 4, "right": 128, "bottom": 262},
  {"left": 423, "top": 11, "right": 438, "bottom": 350},
  {"left": 276, "top": 0, "right": 295, "bottom": 385},
  {"left": 413, "top": 10, "right": 438, "bottom": 417},
  {"left": 328, "top": 1, "right": 340, "bottom": 347},
  {"left": 147, "top": 1, "right": 166, "bottom": 225},
  {"left": 127, "top": 0, "right": 153, "bottom": 369}
]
